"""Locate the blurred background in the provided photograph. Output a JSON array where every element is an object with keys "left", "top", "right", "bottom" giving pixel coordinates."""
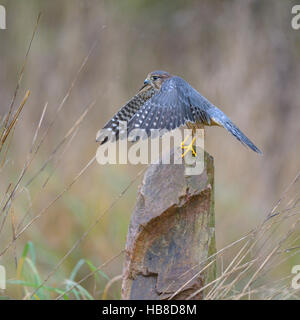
[{"left": 0, "top": 0, "right": 299, "bottom": 299}]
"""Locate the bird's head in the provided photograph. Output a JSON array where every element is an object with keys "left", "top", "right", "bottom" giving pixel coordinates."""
[{"left": 140, "top": 70, "right": 172, "bottom": 91}]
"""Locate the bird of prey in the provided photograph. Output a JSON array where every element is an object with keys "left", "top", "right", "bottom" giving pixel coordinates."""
[{"left": 96, "top": 70, "right": 262, "bottom": 155}]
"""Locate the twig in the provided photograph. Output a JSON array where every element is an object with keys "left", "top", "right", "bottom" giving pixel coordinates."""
[
  {"left": 1, "top": 13, "right": 41, "bottom": 142},
  {"left": 102, "top": 275, "right": 123, "bottom": 300}
]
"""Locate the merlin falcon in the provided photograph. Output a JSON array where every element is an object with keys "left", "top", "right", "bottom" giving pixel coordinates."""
[{"left": 96, "top": 70, "right": 262, "bottom": 155}]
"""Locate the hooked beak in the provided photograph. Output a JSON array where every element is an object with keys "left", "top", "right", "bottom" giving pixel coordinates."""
[{"left": 139, "top": 78, "right": 151, "bottom": 91}]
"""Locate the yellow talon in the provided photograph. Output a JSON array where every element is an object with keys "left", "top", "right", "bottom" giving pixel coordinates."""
[
  {"left": 181, "top": 136, "right": 197, "bottom": 158},
  {"left": 180, "top": 135, "right": 190, "bottom": 148}
]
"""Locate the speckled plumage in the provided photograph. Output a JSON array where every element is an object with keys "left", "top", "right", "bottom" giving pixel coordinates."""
[{"left": 97, "top": 70, "right": 261, "bottom": 154}]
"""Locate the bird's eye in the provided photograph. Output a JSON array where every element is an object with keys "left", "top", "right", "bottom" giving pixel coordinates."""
[{"left": 151, "top": 76, "right": 159, "bottom": 81}]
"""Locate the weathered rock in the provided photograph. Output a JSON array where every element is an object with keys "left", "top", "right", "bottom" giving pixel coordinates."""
[{"left": 122, "top": 151, "right": 216, "bottom": 300}]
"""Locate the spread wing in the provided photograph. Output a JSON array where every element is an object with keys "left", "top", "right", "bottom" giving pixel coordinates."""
[
  {"left": 98, "top": 75, "right": 261, "bottom": 153},
  {"left": 96, "top": 86, "right": 155, "bottom": 144},
  {"left": 126, "top": 76, "right": 212, "bottom": 137},
  {"left": 126, "top": 76, "right": 261, "bottom": 153}
]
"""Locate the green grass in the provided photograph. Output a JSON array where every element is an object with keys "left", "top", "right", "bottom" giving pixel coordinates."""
[{"left": 6, "top": 241, "right": 111, "bottom": 300}]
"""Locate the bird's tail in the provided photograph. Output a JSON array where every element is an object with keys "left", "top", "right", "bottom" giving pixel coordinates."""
[{"left": 208, "top": 107, "right": 262, "bottom": 154}]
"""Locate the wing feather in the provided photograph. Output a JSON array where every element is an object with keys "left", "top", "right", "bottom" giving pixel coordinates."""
[
  {"left": 127, "top": 77, "right": 196, "bottom": 136},
  {"left": 96, "top": 87, "right": 155, "bottom": 144}
]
